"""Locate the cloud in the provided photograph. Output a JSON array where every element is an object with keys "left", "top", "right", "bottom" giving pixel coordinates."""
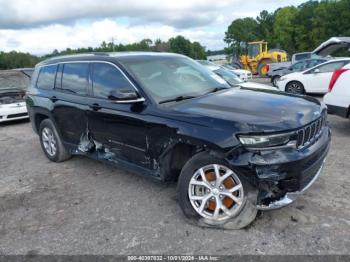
[
  {"left": 0, "top": 19, "right": 225, "bottom": 54},
  {"left": 0, "top": 0, "right": 308, "bottom": 54},
  {"left": 0, "top": 0, "right": 234, "bottom": 29}
]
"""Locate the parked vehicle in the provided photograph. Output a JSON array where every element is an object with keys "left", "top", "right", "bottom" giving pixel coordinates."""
[
  {"left": 197, "top": 61, "right": 253, "bottom": 81},
  {"left": 267, "top": 37, "right": 350, "bottom": 79},
  {"left": 0, "top": 69, "right": 33, "bottom": 123},
  {"left": 324, "top": 63, "right": 350, "bottom": 119},
  {"left": 266, "top": 52, "right": 313, "bottom": 77},
  {"left": 231, "top": 41, "right": 288, "bottom": 76},
  {"left": 27, "top": 53, "right": 331, "bottom": 229},
  {"left": 221, "top": 64, "right": 253, "bottom": 81},
  {"left": 277, "top": 59, "right": 350, "bottom": 94},
  {"left": 269, "top": 58, "right": 328, "bottom": 87},
  {"left": 204, "top": 64, "right": 276, "bottom": 91}
]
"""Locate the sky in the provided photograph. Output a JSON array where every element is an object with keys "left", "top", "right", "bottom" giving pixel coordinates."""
[{"left": 0, "top": 0, "right": 307, "bottom": 55}]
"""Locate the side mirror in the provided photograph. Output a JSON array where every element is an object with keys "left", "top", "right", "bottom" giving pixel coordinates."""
[
  {"left": 108, "top": 89, "right": 144, "bottom": 103},
  {"left": 313, "top": 69, "right": 320, "bottom": 74}
]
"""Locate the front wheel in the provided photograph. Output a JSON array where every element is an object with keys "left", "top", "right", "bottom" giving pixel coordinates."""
[
  {"left": 285, "top": 81, "right": 305, "bottom": 94},
  {"left": 177, "top": 152, "right": 257, "bottom": 229},
  {"left": 271, "top": 75, "right": 281, "bottom": 87}
]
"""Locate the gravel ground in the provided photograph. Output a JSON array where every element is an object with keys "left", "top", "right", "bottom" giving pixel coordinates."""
[{"left": 0, "top": 99, "right": 349, "bottom": 255}]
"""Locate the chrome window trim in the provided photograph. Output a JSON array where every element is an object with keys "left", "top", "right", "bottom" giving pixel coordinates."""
[{"left": 37, "top": 60, "right": 144, "bottom": 101}]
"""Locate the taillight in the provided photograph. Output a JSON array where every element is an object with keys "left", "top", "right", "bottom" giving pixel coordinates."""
[
  {"left": 266, "top": 64, "right": 270, "bottom": 73},
  {"left": 328, "top": 69, "right": 349, "bottom": 92}
]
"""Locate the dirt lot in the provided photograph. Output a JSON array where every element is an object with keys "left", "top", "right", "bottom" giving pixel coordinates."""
[{"left": 0, "top": 105, "right": 350, "bottom": 255}]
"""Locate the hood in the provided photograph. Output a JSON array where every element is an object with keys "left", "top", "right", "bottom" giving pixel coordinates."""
[
  {"left": 313, "top": 37, "right": 350, "bottom": 56},
  {"left": 239, "top": 82, "right": 277, "bottom": 91},
  {"left": 170, "top": 88, "right": 323, "bottom": 133},
  {"left": 0, "top": 88, "right": 26, "bottom": 104}
]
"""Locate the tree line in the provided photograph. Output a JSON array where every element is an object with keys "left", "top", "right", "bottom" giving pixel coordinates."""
[
  {"left": 224, "top": 0, "right": 350, "bottom": 56},
  {"left": 0, "top": 36, "right": 207, "bottom": 70}
]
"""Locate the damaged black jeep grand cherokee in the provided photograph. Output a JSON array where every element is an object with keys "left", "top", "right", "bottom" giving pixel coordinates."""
[{"left": 26, "top": 52, "right": 330, "bottom": 229}]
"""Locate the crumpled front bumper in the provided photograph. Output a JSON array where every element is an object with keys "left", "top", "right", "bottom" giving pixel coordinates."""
[{"left": 256, "top": 160, "right": 325, "bottom": 210}]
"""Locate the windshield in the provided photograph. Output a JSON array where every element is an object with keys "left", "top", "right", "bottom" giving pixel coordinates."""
[
  {"left": 248, "top": 44, "right": 260, "bottom": 58},
  {"left": 213, "top": 68, "right": 243, "bottom": 86},
  {"left": 120, "top": 56, "right": 229, "bottom": 103}
]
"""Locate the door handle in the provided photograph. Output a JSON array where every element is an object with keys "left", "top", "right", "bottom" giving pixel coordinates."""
[
  {"left": 50, "top": 96, "right": 58, "bottom": 102},
  {"left": 89, "top": 103, "right": 102, "bottom": 111}
]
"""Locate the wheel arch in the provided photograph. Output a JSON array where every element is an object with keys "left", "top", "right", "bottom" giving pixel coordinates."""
[{"left": 158, "top": 139, "right": 226, "bottom": 182}]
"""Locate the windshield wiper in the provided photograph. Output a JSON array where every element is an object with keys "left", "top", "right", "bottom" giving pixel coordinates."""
[
  {"left": 204, "top": 87, "right": 228, "bottom": 95},
  {"left": 159, "top": 95, "right": 197, "bottom": 104}
]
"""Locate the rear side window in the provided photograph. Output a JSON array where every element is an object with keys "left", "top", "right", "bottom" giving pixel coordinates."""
[
  {"left": 61, "top": 63, "right": 89, "bottom": 95},
  {"left": 36, "top": 65, "right": 58, "bottom": 89},
  {"left": 92, "top": 63, "right": 134, "bottom": 99},
  {"left": 317, "top": 61, "right": 348, "bottom": 73}
]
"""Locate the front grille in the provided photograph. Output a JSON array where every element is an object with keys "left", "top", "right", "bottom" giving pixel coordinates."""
[
  {"left": 296, "top": 113, "right": 326, "bottom": 149},
  {"left": 7, "top": 112, "right": 28, "bottom": 119}
]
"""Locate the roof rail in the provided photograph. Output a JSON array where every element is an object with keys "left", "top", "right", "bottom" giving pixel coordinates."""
[{"left": 44, "top": 52, "right": 110, "bottom": 61}]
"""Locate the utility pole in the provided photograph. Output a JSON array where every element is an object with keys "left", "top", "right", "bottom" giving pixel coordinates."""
[{"left": 111, "top": 37, "right": 117, "bottom": 52}]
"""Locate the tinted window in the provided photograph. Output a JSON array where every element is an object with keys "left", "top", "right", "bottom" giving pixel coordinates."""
[
  {"left": 317, "top": 61, "right": 348, "bottom": 73},
  {"left": 61, "top": 63, "right": 89, "bottom": 95},
  {"left": 92, "top": 63, "right": 134, "bottom": 99},
  {"left": 294, "top": 53, "right": 311, "bottom": 61},
  {"left": 36, "top": 65, "right": 57, "bottom": 89},
  {"left": 307, "top": 59, "right": 325, "bottom": 68},
  {"left": 291, "top": 61, "right": 306, "bottom": 71}
]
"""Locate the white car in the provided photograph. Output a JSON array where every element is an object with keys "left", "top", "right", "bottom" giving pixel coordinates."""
[
  {"left": 0, "top": 88, "right": 28, "bottom": 123},
  {"left": 324, "top": 63, "right": 350, "bottom": 119},
  {"left": 197, "top": 60, "right": 253, "bottom": 81},
  {"left": 221, "top": 64, "right": 253, "bottom": 81},
  {"left": 276, "top": 59, "right": 350, "bottom": 94},
  {"left": 205, "top": 65, "right": 277, "bottom": 91},
  {"left": 0, "top": 69, "right": 32, "bottom": 123},
  {"left": 230, "top": 69, "right": 253, "bottom": 81}
]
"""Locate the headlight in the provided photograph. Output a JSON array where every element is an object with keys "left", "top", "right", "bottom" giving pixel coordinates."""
[{"left": 238, "top": 133, "right": 294, "bottom": 148}]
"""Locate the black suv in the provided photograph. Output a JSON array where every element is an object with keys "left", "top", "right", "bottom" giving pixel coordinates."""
[{"left": 26, "top": 53, "right": 331, "bottom": 229}]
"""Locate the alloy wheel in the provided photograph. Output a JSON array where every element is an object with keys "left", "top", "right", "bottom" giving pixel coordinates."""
[
  {"left": 188, "top": 164, "right": 244, "bottom": 221},
  {"left": 42, "top": 127, "right": 57, "bottom": 157},
  {"left": 287, "top": 82, "right": 303, "bottom": 94}
]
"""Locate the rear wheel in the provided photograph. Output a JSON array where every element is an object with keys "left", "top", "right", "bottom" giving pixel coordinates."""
[
  {"left": 178, "top": 152, "right": 257, "bottom": 229},
  {"left": 285, "top": 81, "right": 305, "bottom": 94},
  {"left": 39, "top": 119, "right": 71, "bottom": 162}
]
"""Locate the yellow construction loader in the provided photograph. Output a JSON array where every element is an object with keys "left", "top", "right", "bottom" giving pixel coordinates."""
[{"left": 231, "top": 41, "right": 288, "bottom": 77}]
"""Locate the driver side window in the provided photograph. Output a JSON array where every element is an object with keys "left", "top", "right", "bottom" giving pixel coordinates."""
[{"left": 92, "top": 63, "right": 134, "bottom": 99}]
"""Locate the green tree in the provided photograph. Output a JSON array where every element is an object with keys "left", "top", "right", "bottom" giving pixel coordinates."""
[
  {"left": 273, "top": 6, "right": 298, "bottom": 54},
  {"left": 224, "top": 18, "right": 259, "bottom": 56}
]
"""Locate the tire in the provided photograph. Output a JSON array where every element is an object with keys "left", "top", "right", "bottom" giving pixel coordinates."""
[
  {"left": 39, "top": 119, "right": 71, "bottom": 162},
  {"left": 177, "top": 151, "right": 258, "bottom": 229},
  {"left": 271, "top": 75, "right": 281, "bottom": 87},
  {"left": 285, "top": 81, "right": 305, "bottom": 94},
  {"left": 257, "top": 59, "right": 273, "bottom": 77}
]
